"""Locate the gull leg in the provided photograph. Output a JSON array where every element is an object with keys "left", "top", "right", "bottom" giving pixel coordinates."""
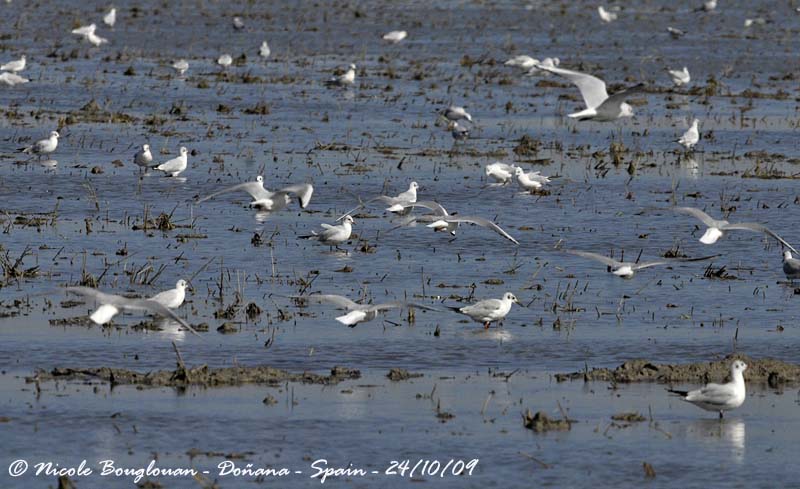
[
  {"left": 719, "top": 411, "right": 723, "bottom": 420},
  {"left": 484, "top": 322, "right": 490, "bottom": 329}
]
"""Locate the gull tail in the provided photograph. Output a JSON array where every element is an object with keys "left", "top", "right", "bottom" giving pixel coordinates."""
[{"left": 666, "top": 388, "right": 689, "bottom": 397}]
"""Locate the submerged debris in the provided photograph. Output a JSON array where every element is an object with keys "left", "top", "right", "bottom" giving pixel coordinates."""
[
  {"left": 555, "top": 354, "right": 800, "bottom": 385},
  {"left": 387, "top": 368, "right": 423, "bottom": 381},
  {"left": 611, "top": 412, "right": 646, "bottom": 422},
  {"left": 523, "top": 409, "right": 572, "bottom": 432}
]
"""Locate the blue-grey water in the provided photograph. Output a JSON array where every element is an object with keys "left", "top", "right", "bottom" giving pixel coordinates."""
[{"left": 1, "top": 0, "right": 799, "bottom": 487}]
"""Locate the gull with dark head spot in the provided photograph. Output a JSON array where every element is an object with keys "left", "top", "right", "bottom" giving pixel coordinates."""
[
  {"left": 675, "top": 207, "right": 797, "bottom": 252},
  {"left": 668, "top": 360, "right": 747, "bottom": 419},
  {"left": 301, "top": 215, "right": 354, "bottom": 249},
  {"left": 149, "top": 280, "right": 189, "bottom": 309},
  {"left": 65, "top": 286, "right": 199, "bottom": 336},
  {"left": 446, "top": 292, "right": 521, "bottom": 329},
  {"left": 296, "top": 293, "right": 437, "bottom": 327},
  {"left": 536, "top": 64, "right": 645, "bottom": 122},
  {"left": 325, "top": 64, "right": 356, "bottom": 87},
  {"left": 196, "top": 175, "right": 313, "bottom": 211},
  {"left": 395, "top": 201, "right": 519, "bottom": 245},
  {"left": 152, "top": 146, "right": 188, "bottom": 177},
  {"left": 20, "top": 131, "right": 59, "bottom": 158}
]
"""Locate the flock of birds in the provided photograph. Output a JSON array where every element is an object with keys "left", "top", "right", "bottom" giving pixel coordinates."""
[{"left": 6, "top": 2, "right": 789, "bottom": 418}]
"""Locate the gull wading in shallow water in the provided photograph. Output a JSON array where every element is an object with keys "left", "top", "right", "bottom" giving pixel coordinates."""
[
  {"left": 325, "top": 64, "right": 356, "bottom": 87},
  {"left": 394, "top": 201, "right": 520, "bottom": 244},
  {"left": 675, "top": 207, "right": 797, "bottom": 252},
  {"left": 668, "top": 360, "right": 747, "bottom": 419},
  {"left": 196, "top": 176, "right": 313, "bottom": 211},
  {"left": 20, "top": 131, "right": 59, "bottom": 158},
  {"left": 133, "top": 143, "right": 152, "bottom": 171},
  {"left": 302, "top": 215, "right": 354, "bottom": 249},
  {"left": 446, "top": 292, "right": 521, "bottom": 329},
  {"left": 668, "top": 66, "right": 691, "bottom": 86},
  {"left": 65, "top": 286, "right": 199, "bottom": 335},
  {"left": 172, "top": 59, "right": 189, "bottom": 75},
  {"left": 514, "top": 167, "right": 550, "bottom": 191},
  {"left": 259, "top": 41, "right": 271, "bottom": 58},
  {"left": 149, "top": 280, "right": 189, "bottom": 309},
  {"left": 449, "top": 121, "right": 469, "bottom": 141},
  {"left": 676, "top": 119, "right": 700, "bottom": 150},
  {"left": 217, "top": 54, "right": 233, "bottom": 68},
  {"left": 152, "top": 146, "right": 188, "bottom": 177},
  {"left": 296, "top": 294, "right": 437, "bottom": 327},
  {"left": 536, "top": 64, "right": 645, "bottom": 122}
]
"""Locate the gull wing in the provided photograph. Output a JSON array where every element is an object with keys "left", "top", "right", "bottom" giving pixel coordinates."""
[
  {"left": 686, "top": 382, "right": 736, "bottom": 405},
  {"left": 366, "top": 301, "right": 441, "bottom": 313},
  {"left": 300, "top": 294, "right": 362, "bottom": 310},
  {"left": 65, "top": 287, "right": 199, "bottom": 336},
  {"left": 631, "top": 261, "right": 669, "bottom": 271},
  {"left": 72, "top": 24, "right": 95, "bottom": 36},
  {"left": 566, "top": 250, "right": 623, "bottom": 268},
  {"left": 196, "top": 181, "right": 268, "bottom": 204},
  {"left": 604, "top": 83, "right": 647, "bottom": 107},
  {"left": 273, "top": 183, "right": 314, "bottom": 208},
  {"left": 723, "top": 223, "right": 799, "bottom": 254},
  {"left": 461, "top": 298, "right": 503, "bottom": 316},
  {"left": 398, "top": 201, "right": 448, "bottom": 216},
  {"left": 157, "top": 156, "right": 184, "bottom": 173},
  {"left": 675, "top": 206, "right": 719, "bottom": 227},
  {"left": 536, "top": 65, "right": 609, "bottom": 110},
  {"left": 445, "top": 216, "right": 519, "bottom": 244}
]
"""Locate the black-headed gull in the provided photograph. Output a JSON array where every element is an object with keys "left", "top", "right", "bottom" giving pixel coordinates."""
[
  {"left": 65, "top": 286, "right": 199, "bottom": 335},
  {"left": 668, "top": 360, "right": 747, "bottom": 419},
  {"left": 668, "top": 66, "right": 690, "bottom": 86},
  {"left": 449, "top": 121, "right": 470, "bottom": 141},
  {"left": 485, "top": 162, "right": 516, "bottom": 184},
  {"left": 675, "top": 207, "right": 797, "bottom": 252},
  {"left": 0, "top": 55, "right": 25, "bottom": 72},
  {"left": 514, "top": 167, "right": 550, "bottom": 191},
  {"left": 442, "top": 105, "right": 472, "bottom": 122},
  {"left": 676, "top": 119, "right": 700, "bottom": 150},
  {"left": 567, "top": 250, "right": 669, "bottom": 278},
  {"left": 259, "top": 41, "right": 270, "bottom": 58},
  {"left": 133, "top": 143, "right": 152, "bottom": 170},
  {"left": 446, "top": 292, "right": 520, "bottom": 329},
  {"left": 340, "top": 181, "right": 418, "bottom": 219},
  {"left": 536, "top": 64, "right": 645, "bottom": 121},
  {"left": 153, "top": 146, "right": 188, "bottom": 177},
  {"left": 103, "top": 7, "right": 116, "bottom": 27},
  {"left": 20, "top": 131, "right": 59, "bottom": 158},
  {"left": 382, "top": 30, "right": 407, "bottom": 43},
  {"left": 296, "top": 294, "right": 437, "bottom": 327},
  {"left": 71, "top": 24, "right": 108, "bottom": 46},
  {"left": 395, "top": 201, "right": 520, "bottom": 244},
  {"left": 149, "top": 280, "right": 188, "bottom": 309},
  {"left": 302, "top": 215, "right": 354, "bottom": 248},
  {"left": 325, "top": 64, "right": 356, "bottom": 87},
  {"left": 196, "top": 175, "right": 313, "bottom": 211}
]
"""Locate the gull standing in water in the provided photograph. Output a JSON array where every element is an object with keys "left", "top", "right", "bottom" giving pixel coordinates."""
[
  {"left": 676, "top": 119, "right": 700, "bottom": 151},
  {"left": 668, "top": 360, "right": 747, "bottom": 419},
  {"left": 514, "top": 167, "right": 550, "bottom": 192},
  {"left": 259, "top": 41, "right": 271, "bottom": 58},
  {"left": 65, "top": 286, "right": 199, "bottom": 336},
  {"left": 0, "top": 55, "right": 25, "bottom": 72},
  {"left": 485, "top": 162, "right": 517, "bottom": 185},
  {"left": 172, "top": 59, "right": 189, "bottom": 75},
  {"left": 325, "top": 64, "right": 356, "bottom": 87},
  {"left": 296, "top": 294, "right": 437, "bottom": 327},
  {"left": 782, "top": 251, "right": 800, "bottom": 281},
  {"left": 149, "top": 280, "right": 188, "bottom": 309},
  {"left": 133, "top": 143, "right": 152, "bottom": 171},
  {"left": 449, "top": 121, "right": 470, "bottom": 141},
  {"left": 20, "top": 131, "right": 59, "bottom": 158},
  {"left": 217, "top": 54, "right": 233, "bottom": 68},
  {"left": 103, "top": 7, "right": 116, "bottom": 27},
  {"left": 196, "top": 175, "right": 313, "bottom": 211},
  {"left": 446, "top": 292, "right": 521, "bottom": 329},
  {"left": 536, "top": 64, "right": 645, "bottom": 122},
  {"left": 675, "top": 207, "right": 797, "bottom": 252},
  {"left": 668, "top": 66, "right": 691, "bottom": 86},
  {"left": 152, "top": 146, "right": 188, "bottom": 177},
  {"left": 394, "top": 201, "right": 520, "bottom": 244},
  {"left": 301, "top": 215, "right": 354, "bottom": 250}
]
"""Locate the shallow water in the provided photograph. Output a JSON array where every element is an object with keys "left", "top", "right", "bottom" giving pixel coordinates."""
[{"left": 1, "top": 0, "right": 799, "bottom": 487}]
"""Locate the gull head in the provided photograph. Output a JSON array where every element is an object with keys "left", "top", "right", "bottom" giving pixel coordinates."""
[
  {"left": 342, "top": 215, "right": 354, "bottom": 224},
  {"left": 620, "top": 102, "right": 634, "bottom": 118},
  {"left": 691, "top": 118, "right": 700, "bottom": 127},
  {"left": 514, "top": 167, "right": 525, "bottom": 177},
  {"left": 51, "top": 131, "right": 60, "bottom": 139},
  {"left": 409, "top": 181, "right": 419, "bottom": 191},
  {"left": 179, "top": 146, "right": 188, "bottom": 156},
  {"left": 784, "top": 250, "right": 793, "bottom": 261},
  {"left": 142, "top": 143, "right": 150, "bottom": 152},
  {"left": 255, "top": 175, "right": 264, "bottom": 183},
  {"left": 731, "top": 360, "right": 747, "bottom": 375},
  {"left": 699, "top": 227, "right": 723, "bottom": 244},
  {"left": 176, "top": 279, "right": 188, "bottom": 291},
  {"left": 348, "top": 63, "right": 356, "bottom": 71},
  {"left": 503, "top": 292, "right": 520, "bottom": 305}
]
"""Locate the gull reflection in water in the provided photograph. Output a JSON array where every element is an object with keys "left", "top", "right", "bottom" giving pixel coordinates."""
[
  {"left": 40, "top": 159, "right": 58, "bottom": 168},
  {"left": 156, "top": 318, "right": 188, "bottom": 343},
  {"left": 680, "top": 156, "right": 699, "bottom": 179},
  {"left": 685, "top": 418, "right": 745, "bottom": 464}
]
